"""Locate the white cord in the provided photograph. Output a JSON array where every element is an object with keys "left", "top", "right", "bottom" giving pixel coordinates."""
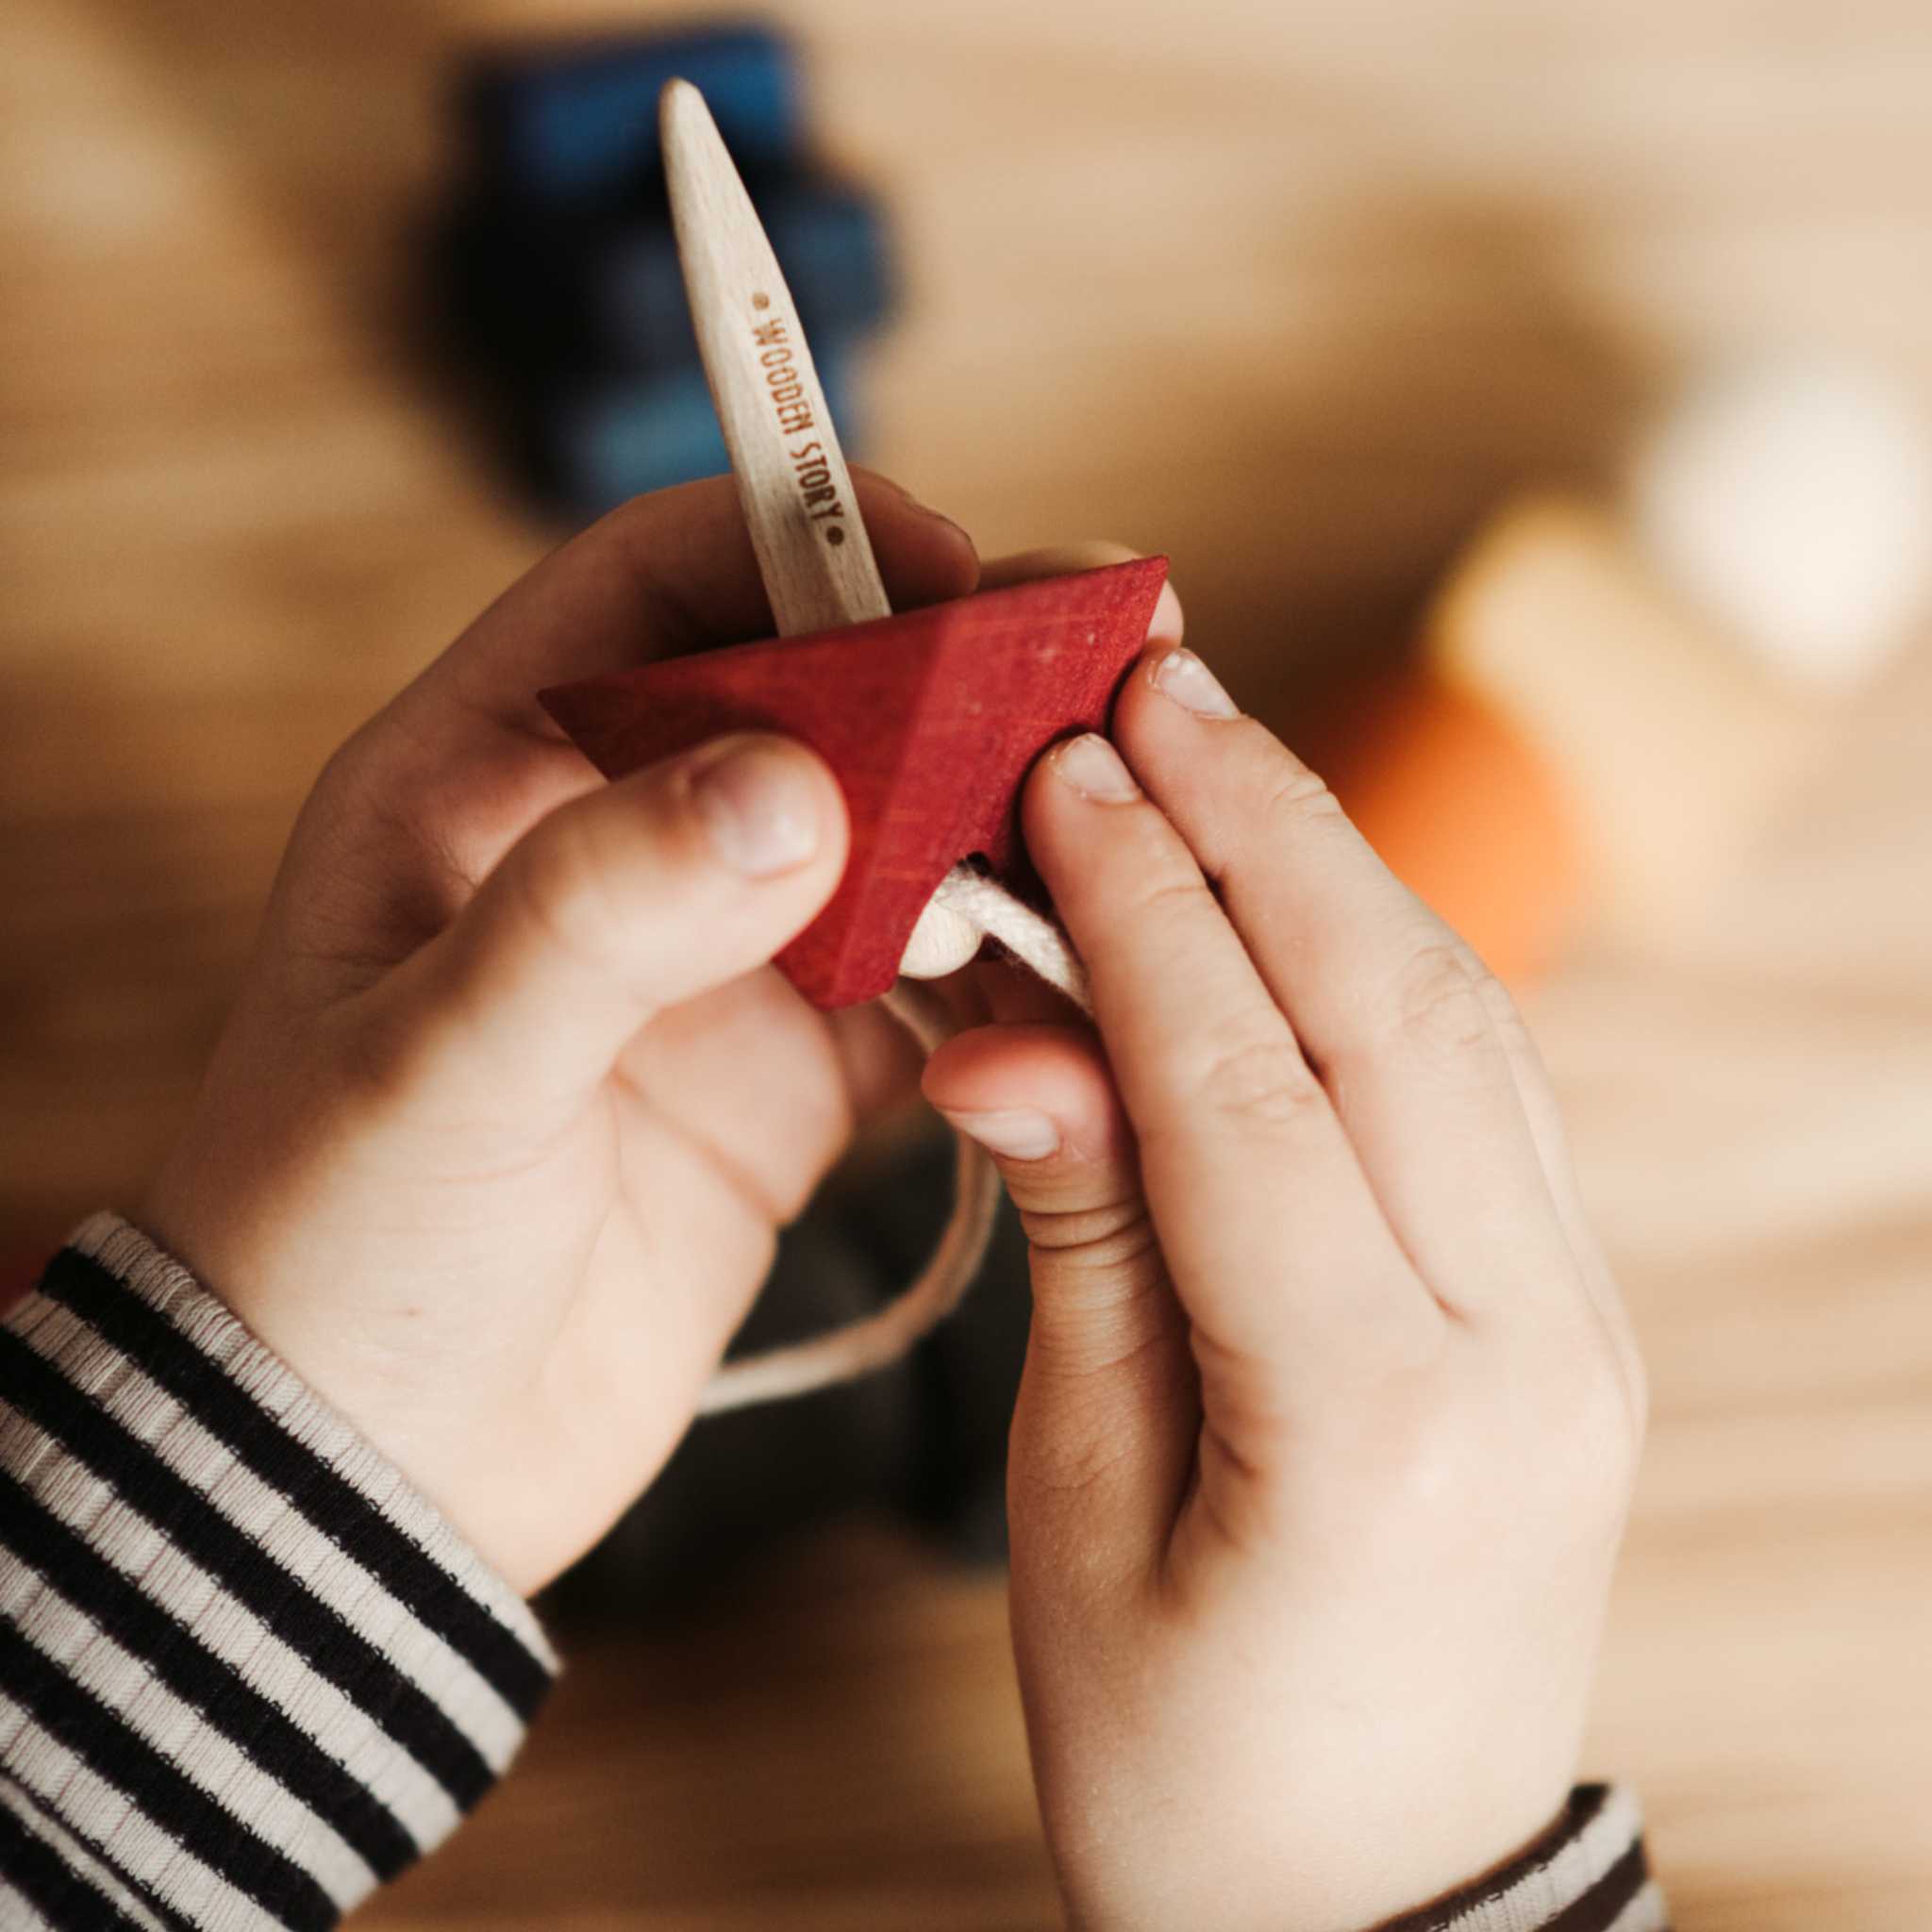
[
  {"left": 924, "top": 866, "right": 1091, "bottom": 1010},
  {"left": 698, "top": 874, "right": 1090, "bottom": 1414}
]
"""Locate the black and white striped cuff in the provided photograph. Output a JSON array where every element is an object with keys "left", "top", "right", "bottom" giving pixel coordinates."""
[
  {"left": 1, "top": 1212, "right": 558, "bottom": 1930},
  {"left": 1382, "top": 1784, "right": 1665, "bottom": 1931}
]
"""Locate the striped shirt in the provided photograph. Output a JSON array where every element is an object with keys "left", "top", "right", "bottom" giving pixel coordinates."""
[{"left": 2, "top": 1217, "right": 1664, "bottom": 1928}]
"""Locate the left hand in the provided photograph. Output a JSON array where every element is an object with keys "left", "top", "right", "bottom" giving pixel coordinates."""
[{"left": 924, "top": 604, "right": 1646, "bottom": 1930}]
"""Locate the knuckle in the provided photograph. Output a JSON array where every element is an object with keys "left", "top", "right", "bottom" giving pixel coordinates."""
[
  {"left": 508, "top": 806, "right": 642, "bottom": 981},
  {"left": 302, "top": 726, "right": 391, "bottom": 853},
  {"left": 1389, "top": 941, "right": 1496, "bottom": 1062},
  {"left": 317, "top": 708, "right": 437, "bottom": 819},
  {"left": 1569, "top": 1356, "right": 1647, "bottom": 1505},
  {"left": 1018, "top": 1195, "right": 1158, "bottom": 1270},
  {"left": 1338, "top": 1376, "right": 1464, "bottom": 1508},
  {"left": 303, "top": 715, "right": 465, "bottom": 891},
  {"left": 1189, "top": 1033, "right": 1323, "bottom": 1130},
  {"left": 1523, "top": 1326, "right": 1648, "bottom": 1509},
  {"left": 309, "top": 732, "right": 369, "bottom": 812},
  {"left": 1120, "top": 869, "right": 1205, "bottom": 919},
  {"left": 1460, "top": 939, "right": 1531, "bottom": 1038},
  {"left": 1098, "top": 867, "right": 1226, "bottom": 977},
  {"left": 1124, "top": 869, "right": 1215, "bottom": 928},
  {"left": 1253, "top": 757, "right": 1348, "bottom": 836},
  {"left": 330, "top": 994, "right": 433, "bottom": 1114}
]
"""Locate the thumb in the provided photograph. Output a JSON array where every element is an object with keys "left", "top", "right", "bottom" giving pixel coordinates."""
[
  {"left": 923, "top": 1023, "right": 1196, "bottom": 1573},
  {"left": 382, "top": 733, "right": 848, "bottom": 1111}
]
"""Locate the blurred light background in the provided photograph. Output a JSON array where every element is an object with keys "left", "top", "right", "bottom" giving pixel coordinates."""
[{"left": 3, "top": 2, "right": 1930, "bottom": 1926}]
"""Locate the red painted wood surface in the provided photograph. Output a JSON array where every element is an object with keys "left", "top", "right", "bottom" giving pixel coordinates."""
[{"left": 541, "top": 556, "right": 1169, "bottom": 1007}]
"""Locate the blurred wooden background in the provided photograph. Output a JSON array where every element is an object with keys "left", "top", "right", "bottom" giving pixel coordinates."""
[{"left": 4, "top": 0, "right": 1931, "bottom": 1925}]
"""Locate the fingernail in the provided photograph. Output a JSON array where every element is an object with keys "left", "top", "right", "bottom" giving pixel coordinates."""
[
  {"left": 1052, "top": 732, "right": 1140, "bottom": 801},
  {"left": 692, "top": 740, "right": 823, "bottom": 877},
  {"left": 940, "top": 1108, "right": 1061, "bottom": 1160},
  {"left": 1150, "top": 646, "right": 1239, "bottom": 719}
]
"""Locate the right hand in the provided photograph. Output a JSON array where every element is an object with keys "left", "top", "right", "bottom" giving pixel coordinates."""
[
  {"left": 924, "top": 607, "right": 1646, "bottom": 1932},
  {"left": 143, "top": 474, "right": 978, "bottom": 1596}
]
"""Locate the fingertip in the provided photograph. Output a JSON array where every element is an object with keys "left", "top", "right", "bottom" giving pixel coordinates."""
[
  {"left": 1118, "top": 634, "right": 1241, "bottom": 731},
  {"left": 682, "top": 732, "right": 850, "bottom": 884},
  {"left": 923, "top": 1023, "right": 1125, "bottom": 1161},
  {"left": 1015, "top": 732, "right": 1144, "bottom": 883},
  {"left": 408, "top": 731, "right": 854, "bottom": 1107},
  {"left": 977, "top": 540, "right": 1141, "bottom": 591},
  {"left": 850, "top": 469, "right": 980, "bottom": 608}
]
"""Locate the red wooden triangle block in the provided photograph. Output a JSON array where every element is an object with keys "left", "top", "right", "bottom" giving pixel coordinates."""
[{"left": 540, "top": 554, "right": 1169, "bottom": 1008}]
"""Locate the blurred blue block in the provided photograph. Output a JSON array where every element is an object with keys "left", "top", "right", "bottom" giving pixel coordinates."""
[
  {"left": 441, "top": 174, "right": 891, "bottom": 375},
  {"left": 597, "top": 178, "right": 888, "bottom": 365},
  {"left": 458, "top": 24, "right": 800, "bottom": 208},
  {"left": 535, "top": 341, "right": 859, "bottom": 519}
]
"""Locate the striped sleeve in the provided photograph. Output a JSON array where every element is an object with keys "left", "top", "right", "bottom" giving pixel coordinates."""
[
  {"left": 1378, "top": 1785, "right": 1667, "bottom": 1931},
  {"left": 1, "top": 1211, "right": 558, "bottom": 1930}
]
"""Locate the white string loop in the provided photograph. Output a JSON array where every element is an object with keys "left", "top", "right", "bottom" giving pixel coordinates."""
[{"left": 699, "top": 870, "right": 1089, "bottom": 1415}]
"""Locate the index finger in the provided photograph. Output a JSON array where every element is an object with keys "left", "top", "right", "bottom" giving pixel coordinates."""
[
  {"left": 1020, "top": 731, "right": 1440, "bottom": 1396},
  {"left": 1111, "top": 646, "right": 1624, "bottom": 1361},
  {"left": 408, "top": 469, "right": 980, "bottom": 745}
]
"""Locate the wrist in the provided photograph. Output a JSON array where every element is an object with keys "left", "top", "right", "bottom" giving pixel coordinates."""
[
  {"left": 134, "top": 1179, "right": 548, "bottom": 1594},
  {"left": 3, "top": 1213, "right": 559, "bottom": 1920}
]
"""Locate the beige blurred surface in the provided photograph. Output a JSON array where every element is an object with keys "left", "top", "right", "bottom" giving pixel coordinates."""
[{"left": 3, "top": 1, "right": 1930, "bottom": 1925}]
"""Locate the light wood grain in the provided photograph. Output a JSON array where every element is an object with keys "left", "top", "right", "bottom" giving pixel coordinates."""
[
  {"left": 3, "top": 1, "right": 1930, "bottom": 1926},
  {"left": 662, "top": 77, "right": 891, "bottom": 636}
]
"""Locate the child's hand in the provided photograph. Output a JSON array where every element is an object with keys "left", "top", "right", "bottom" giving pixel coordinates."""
[
  {"left": 143, "top": 474, "right": 976, "bottom": 1595},
  {"left": 924, "top": 619, "right": 1647, "bottom": 1931}
]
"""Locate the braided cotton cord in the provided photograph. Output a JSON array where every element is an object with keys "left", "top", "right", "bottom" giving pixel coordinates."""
[
  {"left": 699, "top": 871, "right": 1091, "bottom": 1414},
  {"left": 927, "top": 866, "right": 1091, "bottom": 1008}
]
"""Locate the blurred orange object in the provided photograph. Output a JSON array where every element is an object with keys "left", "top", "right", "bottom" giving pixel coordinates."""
[{"left": 1306, "top": 664, "right": 1584, "bottom": 988}]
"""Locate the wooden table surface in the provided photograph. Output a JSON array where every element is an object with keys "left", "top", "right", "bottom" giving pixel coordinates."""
[{"left": 4, "top": 1, "right": 1930, "bottom": 1925}]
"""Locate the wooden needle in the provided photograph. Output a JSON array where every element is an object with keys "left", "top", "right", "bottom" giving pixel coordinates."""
[
  {"left": 662, "top": 76, "right": 993, "bottom": 984},
  {"left": 660, "top": 78, "right": 891, "bottom": 638},
  {"left": 658, "top": 78, "right": 1058, "bottom": 1413}
]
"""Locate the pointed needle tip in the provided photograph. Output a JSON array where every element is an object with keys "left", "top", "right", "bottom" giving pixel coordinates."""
[{"left": 658, "top": 76, "right": 710, "bottom": 140}]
